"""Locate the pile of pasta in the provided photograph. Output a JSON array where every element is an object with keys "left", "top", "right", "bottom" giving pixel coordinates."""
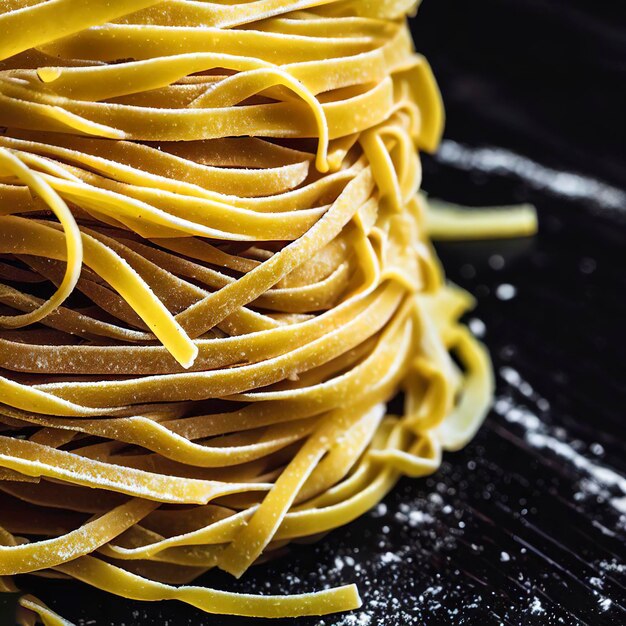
[{"left": 0, "top": 1, "right": 504, "bottom": 623}]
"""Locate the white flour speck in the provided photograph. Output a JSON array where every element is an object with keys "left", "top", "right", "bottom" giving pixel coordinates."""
[
  {"left": 500, "top": 366, "right": 521, "bottom": 386},
  {"left": 380, "top": 551, "right": 402, "bottom": 565},
  {"left": 372, "top": 503, "right": 388, "bottom": 518},
  {"left": 588, "top": 576, "right": 603, "bottom": 589},
  {"left": 609, "top": 496, "right": 626, "bottom": 514},
  {"left": 334, "top": 556, "right": 345, "bottom": 572},
  {"left": 529, "top": 597, "right": 545, "bottom": 615},
  {"left": 590, "top": 443, "right": 605, "bottom": 456},
  {"left": 468, "top": 317, "right": 486, "bottom": 338},
  {"left": 495, "top": 283, "right": 517, "bottom": 300},
  {"left": 488, "top": 254, "right": 505, "bottom": 270}
]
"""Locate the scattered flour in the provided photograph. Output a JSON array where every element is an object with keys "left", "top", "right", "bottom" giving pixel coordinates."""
[
  {"left": 526, "top": 432, "right": 626, "bottom": 496},
  {"left": 494, "top": 367, "right": 625, "bottom": 619},
  {"left": 599, "top": 559, "right": 626, "bottom": 574},
  {"left": 529, "top": 596, "right": 545, "bottom": 615},
  {"left": 588, "top": 576, "right": 603, "bottom": 589},
  {"left": 379, "top": 551, "right": 402, "bottom": 565},
  {"left": 339, "top": 612, "right": 372, "bottom": 626},
  {"left": 436, "top": 140, "right": 626, "bottom": 212},
  {"left": 495, "top": 367, "right": 626, "bottom": 516},
  {"left": 395, "top": 502, "right": 435, "bottom": 527}
]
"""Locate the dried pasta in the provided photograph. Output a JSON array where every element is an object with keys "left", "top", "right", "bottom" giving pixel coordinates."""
[{"left": 0, "top": 0, "right": 534, "bottom": 623}]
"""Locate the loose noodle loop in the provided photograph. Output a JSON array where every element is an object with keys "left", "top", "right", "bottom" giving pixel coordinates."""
[{"left": 0, "top": 1, "right": 499, "bottom": 623}]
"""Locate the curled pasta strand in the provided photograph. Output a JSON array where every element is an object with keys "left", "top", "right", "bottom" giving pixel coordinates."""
[{"left": 0, "top": 148, "right": 82, "bottom": 329}]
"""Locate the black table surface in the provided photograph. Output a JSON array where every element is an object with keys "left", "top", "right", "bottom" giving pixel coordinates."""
[{"left": 3, "top": 1, "right": 626, "bottom": 624}]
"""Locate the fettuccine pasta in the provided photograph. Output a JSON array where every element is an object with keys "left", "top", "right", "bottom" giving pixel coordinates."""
[{"left": 0, "top": 1, "right": 535, "bottom": 623}]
